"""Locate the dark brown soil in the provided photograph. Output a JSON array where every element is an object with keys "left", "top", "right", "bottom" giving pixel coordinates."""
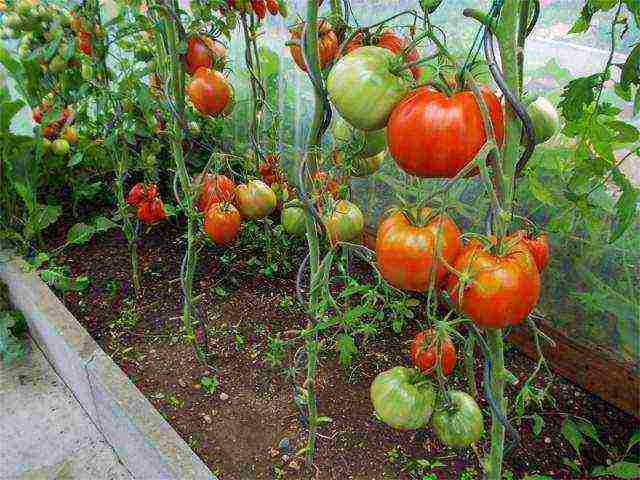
[{"left": 48, "top": 221, "right": 638, "bottom": 480}]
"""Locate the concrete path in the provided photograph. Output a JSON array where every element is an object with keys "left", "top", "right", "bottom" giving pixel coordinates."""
[{"left": 0, "top": 337, "right": 133, "bottom": 480}]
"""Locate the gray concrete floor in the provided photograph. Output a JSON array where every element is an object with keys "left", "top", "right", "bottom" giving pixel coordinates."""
[{"left": 0, "top": 337, "right": 133, "bottom": 480}]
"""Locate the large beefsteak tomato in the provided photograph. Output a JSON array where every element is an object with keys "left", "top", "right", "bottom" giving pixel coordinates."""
[
  {"left": 387, "top": 86, "right": 505, "bottom": 178},
  {"left": 447, "top": 239, "right": 541, "bottom": 328},
  {"left": 327, "top": 46, "right": 412, "bottom": 131},
  {"left": 187, "top": 67, "right": 232, "bottom": 117},
  {"left": 235, "top": 180, "right": 277, "bottom": 219},
  {"left": 204, "top": 202, "right": 241, "bottom": 245},
  {"left": 376, "top": 209, "right": 462, "bottom": 292},
  {"left": 194, "top": 174, "right": 236, "bottom": 213},
  {"left": 432, "top": 391, "right": 484, "bottom": 448},
  {"left": 323, "top": 200, "right": 364, "bottom": 244},
  {"left": 370, "top": 366, "right": 435, "bottom": 430},
  {"left": 411, "top": 329, "right": 457, "bottom": 375}
]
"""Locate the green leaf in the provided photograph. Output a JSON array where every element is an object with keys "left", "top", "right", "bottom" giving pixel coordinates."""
[
  {"left": 610, "top": 172, "right": 639, "bottom": 242},
  {"left": 532, "top": 415, "right": 545, "bottom": 437},
  {"left": 561, "top": 418, "right": 583, "bottom": 456},
  {"left": 605, "top": 120, "right": 639, "bottom": 143},
  {"left": 627, "top": 430, "right": 640, "bottom": 453},
  {"left": 573, "top": 418, "right": 606, "bottom": 449},
  {"left": 94, "top": 216, "right": 118, "bottom": 233},
  {"left": 68, "top": 152, "right": 84, "bottom": 167},
  {"left": 559, "top": 75, "right": 600, "bottom": 121},
  {"left": 527, "top": 175, "right": 556, "bottom": 205},
  {"left": 25, "top": 204, "right": 62, "bottom": 239},
  {"left": 66, "top": 223, "right": 96, "bottom": 245},
  {"left": 593, "top": 461, "right": 640, "bottom": 479},
  {"left": 337, "top": 333, "right": 357, "bottom": 367},
  {"left": 620, "top": 44, "right": 640, "bottom": 90},
  {"left": 258, "top": 46, "right": 279, "bottom": 79}
]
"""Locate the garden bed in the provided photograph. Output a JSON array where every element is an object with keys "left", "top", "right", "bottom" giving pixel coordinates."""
[{"left": 46, "top": 220, "right": 638, "bottom": 480}]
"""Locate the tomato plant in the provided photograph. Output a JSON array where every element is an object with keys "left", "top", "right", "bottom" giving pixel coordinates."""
[
  {"left": 185, "top": 35, "right": 226, "bottom": 74},
  {"left": 195, "top": 174, "right": 236, "bottom": 213},
  {"left": 288, "top": 20, "right": 338, "bottom": 72},
  {"left": 346, "top": 30, "right": 421, "bottom": 80},
  {"left": 323, "top": 199, "right": 364, "bottom": 244}
]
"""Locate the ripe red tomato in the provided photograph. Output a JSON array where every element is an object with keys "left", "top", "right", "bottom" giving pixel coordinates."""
[
  {"left": 137, "top": 198, "right": 166, "bottom": 224},
  {"left": 251, "top": 0, "right": 267, "bottom": 19},
  {"left": 127, "top": 183, "right": 146, "bottom": 206},
  {"left": 376, "top": 209, "right": 462, "bottom": 292},
  {"left": 127, "top": 183, "right": 158, "bottom": 206},
  {"left": 387, "top": 86, "right": 505, "bottom": 178},
  {"left": 411, "top": 330, "right": 457, "bottom": 375},
  {"left": 185, "top": 36, "right": 226, "bottom": 75},
  {"left": 289, "top": 21, "right": 338, "bottom": 72},
  {"left": 32, "top": 106, "right": 44, "bottom": 124},
  {"left": 266, "top": 0, "right": 279, "bottom": 15},
  {"left": 346, "top": 30, "right": 421, "bottom": 80},
  {"left": 77, "top": 31, "right": 92, "bottom": 55},
  {"left": 187, "top": 67, "right": 233, "bottom": 117},
  {"left": 511, "top": 231, "right": 550, "bottom": 272},
  {"left": 194, "top": 174, "right": 236, "bottom": 212},
  {"left": 204, "top": 202, "right": 241, "bottom": 245},
  {"left": 447, "top": 239, "right": 541, "bottom": 329}
]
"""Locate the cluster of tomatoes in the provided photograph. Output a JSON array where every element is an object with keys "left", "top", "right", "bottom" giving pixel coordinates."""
[
  {"left": 184, "top": 34, "right": 234, "bottom": 117},
  {"left": 225, "top": 0, "right": 288, "bottom": 19},
  {"left": 126, "top": 183, "right": 167, "bottom": 225},
  {"left": 195, "top": 173, "right": 278, "bottom": 245},
  {"left": 31, "top": 100, "right": 78, "bottom": 156}
]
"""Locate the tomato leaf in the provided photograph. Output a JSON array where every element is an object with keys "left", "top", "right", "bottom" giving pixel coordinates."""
[
  {"left": 559, "top": 74, "right": 600, "bottom": 121},
  {"left": 605, "top": 120, "right": 639, "bottom": 143},
  {"left": 610, "top": 171, "right": 639, "bottom": 242},
  {"left": 532, "top": 415, "right": 544, "bottom": 437},
  {"left": 94, "top": 216, "right": 118, "bottom": 233},
  {"left": 337, "top": 333, "right": 357, "bottom": 367},
  {"left": 593, "top": 461, "right": 640, "bottom": 479},
  {"left": 573, "top": 417, "right": 606, "bottom": 450},
  {"left": 561, "top": 418, "right": 584, "bottom": 456},
  {"left": 66, "top": 222, "right": 96, "bottom": 245}
]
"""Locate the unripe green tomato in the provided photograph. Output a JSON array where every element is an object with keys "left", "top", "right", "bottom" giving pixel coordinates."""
[
  {"left": 48, "top": 55, "right": 66, "bottom": 73},
  {"left": 41, "top": 137, "right": 51, "bottom": 152},
  {"left": 527, "top": 96, "right": 560, "bottom": 144},
  {"left": 51, "top": 138, "right": 70, "bottom": 156},
  {"left": 281, "top": 200, "right": 306, "bottom": 237},
  {"left": 81, "top": 63, "right": 93, "bottom": 80}
]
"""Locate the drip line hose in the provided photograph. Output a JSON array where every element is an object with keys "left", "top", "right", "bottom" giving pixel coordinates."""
[
  {"left": 482, "top": 25, "right": 537, "bottom": 176},
  {"left": 473, "top": 331, "right": 521, "bottom": 455}
]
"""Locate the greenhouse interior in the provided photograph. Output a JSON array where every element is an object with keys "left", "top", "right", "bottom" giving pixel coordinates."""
[{"left": 0, "top": 0, "right": 638, "bottom": 479}]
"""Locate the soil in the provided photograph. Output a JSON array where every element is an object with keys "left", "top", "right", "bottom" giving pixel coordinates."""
[{"left": 46, "top": 220, "right": 639, "bottom": 480}]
